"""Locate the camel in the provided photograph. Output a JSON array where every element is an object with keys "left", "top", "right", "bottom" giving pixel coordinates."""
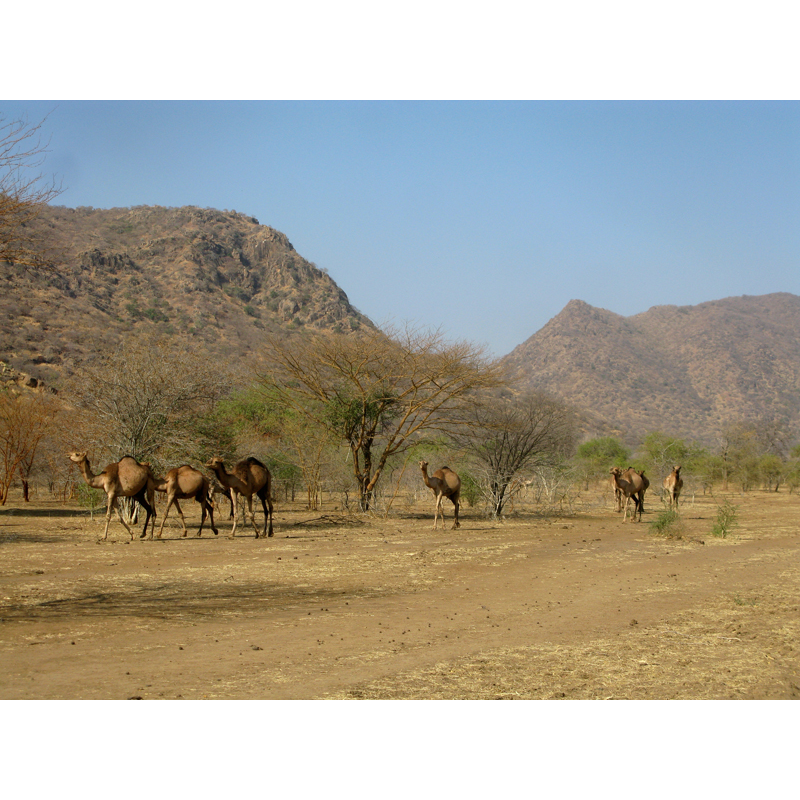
[
  {"left": 419, "top": 460, "right": 461, "bottom": 529},
  {"left": 611, "top": 473, "right": 623, "bottom": 511},
  {"left": 68, "top": 452, "right": 157, "bottom": 540},
  {"left": 153, "top": 465, "right": 218, "bottom": 539},
  {"left": 205, "top": 456, "right": 274, "bottom": 538},
  {"left": 610, "top": 467, "right": 642, "bottom": 522},
  {"left": 663, "top": 465, "right": 684, "bottom": 510},
  {"left": 623, "top": 467, "right": 649, "bottom": 512}
]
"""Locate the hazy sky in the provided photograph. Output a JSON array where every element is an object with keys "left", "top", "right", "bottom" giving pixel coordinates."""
[{"left": 4, "top": 99, "right": 798, "bottom": 356}]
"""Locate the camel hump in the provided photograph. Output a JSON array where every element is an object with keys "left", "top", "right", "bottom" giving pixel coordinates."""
[{"left": 245, "top": 456, "right": 267, "bottom": 469}]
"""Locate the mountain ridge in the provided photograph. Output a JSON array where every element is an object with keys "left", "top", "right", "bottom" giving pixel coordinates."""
[
  {"left": 502, "top": 292, "right": 800, "bottom": 444},
  {"left": 0, "top": 204, "right": 374, "bottom": 388}
]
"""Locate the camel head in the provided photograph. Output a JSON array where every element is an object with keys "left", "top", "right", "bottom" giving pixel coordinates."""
[
  {"left": 419, "top": 460, "right": 429, "bottom": 471},
  {"left": 67, "top": 451, "right": 88, "bottom": 465},
  {"left": 610, "top": 466, "right": 621, "bottom": 476},
  {"left": 206, "top": 457, "right": 228, "bottom": 476}
]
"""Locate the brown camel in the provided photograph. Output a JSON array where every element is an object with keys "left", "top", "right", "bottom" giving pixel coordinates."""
[
  {"left": 610, "top": 467, "right": 642, "bottom": 522},
  {"left": 611, "top": 472, "right": 624, "bottom": 511},
  {"left": 623, "top": 467, "right": 649, "bottom": 512},
  {"left": 663, "top": 465, "right": 684, "bottom": 510},
  {"left": 153, "top": 465, "right": 218, "bottom": 539},
  {"left": 205, "top": 456, "right": 274, "bottom": 538},
  {"left": 419, "top": 460, "right": 461, "bottom": 529},
  {"left": 68, "top": 452, "right": 157, "bottom": 540}
]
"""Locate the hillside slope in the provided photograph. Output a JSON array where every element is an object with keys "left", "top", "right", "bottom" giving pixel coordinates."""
[
  {"left": 501, "top": 294, "right": 800, "bottom": 444},
  {"left": 0, "top": 205, "right": 373, "bottom": 388}
]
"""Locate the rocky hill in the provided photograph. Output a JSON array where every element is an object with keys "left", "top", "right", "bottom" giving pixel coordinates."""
[
  {"left": 0, "top": 205, "right": 373, "bottom": 388},
  {"left": 502, "top": 293, "right": 800, "bottom": 445}
]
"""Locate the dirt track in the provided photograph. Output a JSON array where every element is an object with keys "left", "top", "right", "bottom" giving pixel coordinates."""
[{"left": 1, "top": 488, "right": 798, "bottom": 700}]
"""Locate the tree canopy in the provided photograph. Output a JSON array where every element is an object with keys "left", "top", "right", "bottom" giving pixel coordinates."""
[{"left": 260, "top": 324, "right": 506, "bottom": 510}]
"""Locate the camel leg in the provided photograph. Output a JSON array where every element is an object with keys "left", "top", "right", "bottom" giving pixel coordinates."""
[
  {"left": 172, "top": 498, "right": 188, "bottom": 537},
  {"left": 108, "top": 495, "right": 134, "bottom": 540},
  {"left": 229, "top": 490, "right": 239, "bottom": 538},
  {"left": 198, "top": 495, "right": 218, "bottom": 536},
  {"left": 156, "top": 496, "right": 174, "bottom": 539},
  {"left": 452, "top": 498, "right": 460, "bottom": 529},
  {"left": 102, "top": 495, "right": 115, "bottom": 540},
  {"left": 632, "top": 494, "right": 642, "bottom": 522},
  {"left": 137, "top": 493, "right": 155, "bottom": 539},
  {"left": 259, "top": 493, "right": 273, "bottom": 538},
  {"left": 148, "top": 488, "right": 157, "bottom": 538},
  {"left": 247, "top": 496, "right": 260, "bottom": 539},
  {"left": 196, "top": 497, "right": 206, "bottom": 537}
]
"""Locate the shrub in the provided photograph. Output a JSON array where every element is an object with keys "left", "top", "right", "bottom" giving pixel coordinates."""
[
  {"left": 76, "top": 484, "right": 105, "bottom": 519},
  {"left": 649, "top": 508, "right": 682, "bottom": 538},
  {"left": 711, "top": 500, "right": 739, "bottom": 538},
  {"left": 458, "top": 471, "right": 480, "bottom": 508}
]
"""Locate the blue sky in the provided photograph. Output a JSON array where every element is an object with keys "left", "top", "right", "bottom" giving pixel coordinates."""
[{"left": 4, "top": 99, "right": 798, "bottom": 356}]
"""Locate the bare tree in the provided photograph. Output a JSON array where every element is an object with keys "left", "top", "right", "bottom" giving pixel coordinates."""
[
  {"left": 261, "top": 324, "right": 506, "bottom": 511},
  {"left": 453, "top": 390, "right": 578, "bottom": 518},
  {"left": 66, "top": 338, "right": 229, "bottom": 468},
  {"left": 1, "top": 113, "right": 62, "bottom": 269},
  {"left": 0, "top": 389, "right": 59, "bottom": 504}
]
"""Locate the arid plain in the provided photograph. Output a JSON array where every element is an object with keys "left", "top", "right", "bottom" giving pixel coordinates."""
[{"left": 1, "top": 484, "right": 797, "bottom": 701}]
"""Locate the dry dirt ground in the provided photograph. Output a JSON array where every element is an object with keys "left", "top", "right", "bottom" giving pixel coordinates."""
[{"left": 1, "top": 486, "right": 798, "bottom": 700}]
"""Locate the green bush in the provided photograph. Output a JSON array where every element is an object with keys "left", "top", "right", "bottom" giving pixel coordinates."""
[
  {"left": 711, "top": 500, "right": 739, "bottom": 538},
  {"left": 75, "top": 484, "right": 105, "bottom": 519},
  {"left": 458, "top": 471, "right": 481, "bottom": 508},
  {"left": 649, "top": 508, "right": 682, "bottom": 538}
]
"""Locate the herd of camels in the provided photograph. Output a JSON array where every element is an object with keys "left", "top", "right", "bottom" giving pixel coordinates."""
[
  {"left": 610, "top": 464, "right": 684, "bottom": 522},
  {"left": 66, "top": 450, "right": 683, "bottom": 540}
]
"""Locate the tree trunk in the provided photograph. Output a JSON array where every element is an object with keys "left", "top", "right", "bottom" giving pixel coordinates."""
[
  {"left": 491, "top": 481, "right": 508, "bottom": 518},
  {"left": 358, "top": 478, "right": 373, "bottom": 512}
]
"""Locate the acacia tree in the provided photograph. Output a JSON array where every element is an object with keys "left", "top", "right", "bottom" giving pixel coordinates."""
[
  {"left": 1, "top": 113, "right": 61, "bottom": 269},
  {"left": 451, "top": 390, "right": 578, "bottom": 518},
  {"left": 261, "top": 324, "right": 506, "bottom": 511}
]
